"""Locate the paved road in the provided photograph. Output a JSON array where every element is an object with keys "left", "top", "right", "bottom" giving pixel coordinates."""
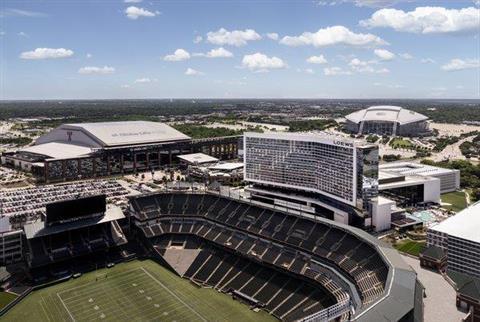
[
  {"left": 431, "top": 135, "right": 475, "bottom": 162},
  {"left": 400, "top": 255, "right": 466, "bottom": 322}
]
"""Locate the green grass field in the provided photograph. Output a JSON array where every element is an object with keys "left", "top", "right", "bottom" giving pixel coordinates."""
[
  {"left": 0, "top": 291, "right": 18, "bottom": 310},
  {"left": 393, "top": 240, "right": 426, "bottom": 257},
  {"left": 4, "top": 260, "right": 276, "bottom": 322},
  {"left": 441, "top": 191, "right": 468, "bottom": 213},
  {"left": 389, "top": 138, "right": 414, "bottom": 149}
]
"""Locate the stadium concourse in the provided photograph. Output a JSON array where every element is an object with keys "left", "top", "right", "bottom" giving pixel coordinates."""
[{"left": 130, "top": 192, "right": 424, "bottom": 322}]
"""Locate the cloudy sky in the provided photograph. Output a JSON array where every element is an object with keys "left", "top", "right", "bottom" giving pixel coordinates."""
[{"left": 1, "top": 0, "right": 479, "bottom": 100}]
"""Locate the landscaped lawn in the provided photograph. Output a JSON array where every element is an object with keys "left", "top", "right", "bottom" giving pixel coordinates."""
[
  {"left": 389, "top": 138, "right": 414, "bottom": 149},
  {"left": 393, "top": 240, "right": 426, "bottom": 257},
  {"left": 441, "top": 191, "right": 468, "bottom": 213}
]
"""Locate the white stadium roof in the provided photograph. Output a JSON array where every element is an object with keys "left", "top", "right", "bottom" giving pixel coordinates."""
[
  {"left": 177, "top": 153, "right": 218, "bottom": 164},
  {"left": 61, "top": 121, "right": 191, "bottom": 147},
  {"left": 380, "top": 162, "right": 458, "bottom": 177},
  {"left": 209, "top": 162, "right": 244, "bottom": 171},
  {"left": 19, "top": 142, "right": 93, "bottom": 160},
  {"left": 429, "top": 201, "right": 480, "bottom": 244},
  {"left": 345, "top": 106, "right": 429, "bottom": 125}
]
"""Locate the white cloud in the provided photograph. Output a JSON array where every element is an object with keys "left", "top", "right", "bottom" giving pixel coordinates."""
[
  {"left": 124, "top": 0, "right": 142, "bottom": 3},
  {"left": 304, "top": 68, "right": 315, "bottom": 74},
  {"left": 193, "top": 35, "right": 203, "bottom": 44},
  {"left": 86, "top": 53, "right": 92, "bottom": 59},
  {"left": 121, "top": 84, "right": 131, "bottom": 88},
  {"left": 206, "top": 28, "right": 261, "bottom": 47},
  {"left": 374, "top": 82, "right": 405, "bottom": 88},
  {"left": 399, "top": 53, "right": 413, "bottom": 60},
  {"left": 349, "top": 58, "right": 372, "bottom": 72},
  {"left": 20, "top": 48, "right": 74, "bottom": 60},
  {"left": 0, "top": 31, "right": 5, "bottom": 36},
  {"left": 360, "top": 7, "right": 480, "bottom": 34},
  {"left": 324, "top": 67, "right": 352, "bottom": 76},
  {"left": 306, "top": 55, "right": 328, "bottom": 64},
  {"left": 204, "top": 47, "right": 233, "bottom": 58},
  {"left": 441, "top": 58, "right": 480, "bottom": 71},
  {"left": 0, "top": 8, "right": 47, "bottom": 18},
  {"left": 241, "top": 53, "right": 287, "bottom": 72},
  {"left": 317, "top": 0, "right": 404, "bottom": 7},
  {"left": 374, "top": 48, "right": 395, "bottom": 60},
  {"left": 134, "top": 77, "right": 152, "bottom": 83},
  {"left": 354, "top": 0, "right": 406, "bottom": 7},
  {"left": 185, "top": 68, "right": 204, "bottom": 76},
  {"left": 375, "top": 68, "right": 390, "bottom": 74},
  {"left": 349, "top": 58, "right": 390, "bottom": 73},
  {"left": 421, "top": 58, "right": 435, "bottom": 63},
  {"left": 17, "top": 31, "right": 28, "bottom": 37},
  {"left": 164, "top": 49, "right": 190, "bottom": 61},
  {"left": 78, "top": 66, "right": 115, "bottom": 74},
  {"left": 125, "top": 6, "right": 158, "bottom": 20},
  {"left": 280, "top": 25, "right": 386, "bottom": 47},
  {"left": 266, "top": 33, "right": 279, "bottom": 40}
]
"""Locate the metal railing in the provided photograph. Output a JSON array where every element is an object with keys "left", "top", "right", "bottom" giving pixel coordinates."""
[{"left": 299, "top": 298, "right": 352, "bottom": 322}]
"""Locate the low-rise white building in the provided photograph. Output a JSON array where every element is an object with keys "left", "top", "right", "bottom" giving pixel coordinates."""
[
  {"left": 379, "top": 170, "right": 441, "bottom": 206},
  {"left": 427, "top": 201, "right": 480, "bottom": 278},
  {"left": 380, "top": 162, "right": 460, "bottom": 193}
]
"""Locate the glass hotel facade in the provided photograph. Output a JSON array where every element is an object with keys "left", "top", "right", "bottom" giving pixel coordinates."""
[{"left": 244, "top": 132, "right": 379, "bottom": 214}]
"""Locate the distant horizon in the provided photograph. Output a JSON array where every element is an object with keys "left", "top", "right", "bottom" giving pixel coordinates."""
[{"left": 1, "top": 97, "right": 480, "bottom": 102}]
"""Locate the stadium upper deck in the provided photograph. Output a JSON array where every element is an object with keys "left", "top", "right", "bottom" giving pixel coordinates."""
[{"left": 129, "top": 192, "right": 423, "bottom": 322}]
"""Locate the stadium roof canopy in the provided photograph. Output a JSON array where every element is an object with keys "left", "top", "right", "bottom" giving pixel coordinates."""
[
  {"left": 36, "top": 121, "right": 191, "bottom": 148},
  {"left": 19, "top": 142, "right": 93, "bottom": 160},
  {"left": 429, "top": 201, "right": 480, "bottom": 243},
  {"left": 345, "top": 106, "right": 429, "bottom": 125},
  {"left": 65, "top": 121, "right": 191, "bottom": 147},
  {"left": 380, "top": 161, "right": 457, "bottom": 176},
  {"left": 177, "top": 153, "right": 219, "bottom": 164},
  {"left": 24, "top": 205, "right": 124, "bottom": 239},
  {"left": 208, "top": 162, "right": 244, "bottom": 171}
]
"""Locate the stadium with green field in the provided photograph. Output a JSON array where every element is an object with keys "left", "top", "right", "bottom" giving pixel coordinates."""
[
  {"left": 1, "top": 191, "right": 424, "bottom": 322},
  {"left": 4, "top": 260, "right": 274, "bottom": 322}
]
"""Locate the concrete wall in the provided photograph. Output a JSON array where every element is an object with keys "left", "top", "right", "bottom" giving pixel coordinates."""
[
  {"left": 371, "top": 198, "right": 395, "bottom": 232},
  {"left": 334, "top": 212, "right": 349, "bottom": 225},
  {"left": 424, "top": 177, "right": 441, "bottom": 204}
]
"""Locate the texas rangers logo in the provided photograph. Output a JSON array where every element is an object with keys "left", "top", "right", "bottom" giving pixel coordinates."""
[{"left": 67, "top": 131, "right": 73, "bottom": 141}]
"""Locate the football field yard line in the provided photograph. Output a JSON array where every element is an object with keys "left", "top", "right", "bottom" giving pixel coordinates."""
[
  {"left": 2, "top": 259, "right": 276, "bottom": 322},
  {"left": 140, "top": 266, "right": 208, "bottom": 322},
  {"left": 57, "top": 292, "right": 75, "bottom": 322},
  {"left": 40, "top": 296, "right": 53, "bottom": 322},
  {"left": 57, "top": 267, "right": 142, "bottom": 299},
  {"left": 60, "top": 273, "right": 144, "bottom": 305},
  {"left": 67, "top": 285, "right": 184, "bottom": 321},
  {"left": 66, "top": 277, "right": 146, "bottom": 321},
  {"left": 56, "top": 268, "right": 144, "bottom": 321},
  {"left": 56, "top": 266, "right": 205, "bottom": 322}
]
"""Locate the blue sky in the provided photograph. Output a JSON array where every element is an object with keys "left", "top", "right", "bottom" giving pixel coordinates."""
[{"left": 1, "top": 0, "right": 479, "bottom": 99}]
